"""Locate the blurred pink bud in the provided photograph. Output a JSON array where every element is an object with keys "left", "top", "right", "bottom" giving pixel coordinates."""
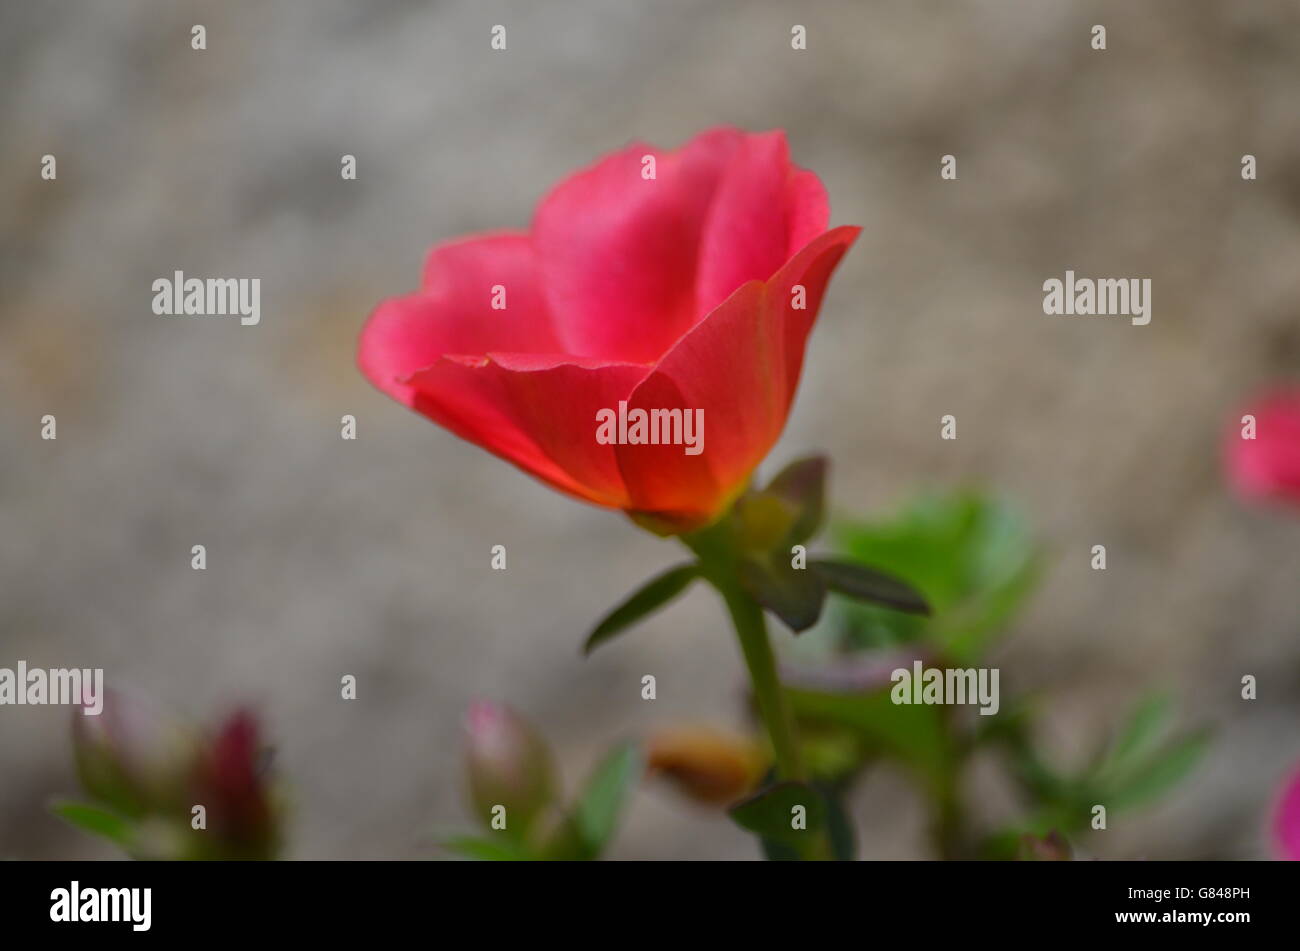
[
  {"left": 71, "top": 689, "right": 197, "bottom": 817},
  {"left": 464, "top": 701, "right": 555, "bottom": 836},
  {"left": 1273, "top": 765, "right": 1300, "bottom": 860},
  {"left": 1225, "top": 387, "right": 1300, "bottom": 505},
  {"left": 1016, "top": 830, "right": 1073, "bottom": 861},
  {"left": 191, "top": 709, "right": 279, "bottom": 859}
]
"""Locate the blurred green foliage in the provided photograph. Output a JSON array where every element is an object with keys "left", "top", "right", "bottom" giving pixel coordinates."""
[
  {"left": 831, "top": 491, "right": 1038, "bottom": 661},
  {"left": 783, "top": 490, "right": 1208, "bottom": 859},
  {"left": 444, "top": 741, "right": 642, "bottom": 862}
]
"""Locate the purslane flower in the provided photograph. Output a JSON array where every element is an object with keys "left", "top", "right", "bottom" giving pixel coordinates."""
[
  {"left": 1226, "top": 386, "right": 1300, "bottom": 506},
  {"left": 1274, "top": 764, "right": 1300, "bottom": 860},
  {"left": 359, "top": 127, "right": 859, "bottom": 532}
]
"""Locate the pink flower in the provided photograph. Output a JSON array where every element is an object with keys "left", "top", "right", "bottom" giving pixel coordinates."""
[
  {"left": 1226, "top": 387, "right": 1300, "bottom": 506},
  {"left": 359, "top": 127, "right": 858, "bottom": 533},
  {"left": 1274, "top": 764, "right": 1300, "bottom": 860}
]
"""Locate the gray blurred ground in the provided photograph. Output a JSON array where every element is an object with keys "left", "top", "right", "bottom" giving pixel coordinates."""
[{"left": 2, "top": 0, "right": 1299, "bottom": 859}]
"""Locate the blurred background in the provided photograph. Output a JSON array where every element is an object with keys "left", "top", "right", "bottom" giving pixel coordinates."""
[{"left": 2, "top": 0, "right": 1298, "bottom": 859}]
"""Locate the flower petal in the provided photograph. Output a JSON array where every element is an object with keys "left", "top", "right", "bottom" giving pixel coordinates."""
[
  {"left": 532, "top": 128, "right": 747, "bottom": 363},
  {"left": 405, "top": 352, "right": 648, "bottom": 508},
  {"left": 614, "top": 370, "right": 725, "bottom": 530},
  {"left": 616, "top": 226, "right": 860, "bottom": 524},
  {"left": 359, "top": 233, "right": 560, "bottom": 407},
  {"left": 695, "top": 131, "right": 831, "bottom": 317},
  {"left": 766, "top": 225, "right": 862, "bottom": 411}
]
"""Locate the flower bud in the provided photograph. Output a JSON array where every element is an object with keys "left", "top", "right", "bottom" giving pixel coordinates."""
[
  {"left": 646, "top": 726, "right": 767, "bottom": 805},
  {"left": 464, "top": 701, "right": 555, "bottom": 837},
  {"left": 71, "top": 689, "right": 197, "bottom": 818},
  {"left": 1016, "top": 830, "right": 1073, "bottom": 861},
  {"left": 189, "top": 709, "right": 280, "bottom": 860}
]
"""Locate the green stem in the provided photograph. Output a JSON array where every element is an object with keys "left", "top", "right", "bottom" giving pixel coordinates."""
[
  {"left": 684, "top": 517, "right": 833, "bottom": 859},
  {"left": 718, "top": 582, "right": 805, "bottom": 782},
  {"left": 683, "top": 521, "right": 805, "bottom": 782}
]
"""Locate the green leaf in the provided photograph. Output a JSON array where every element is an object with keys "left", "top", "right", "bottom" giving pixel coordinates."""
[
  {"left": 941, "top": 559, "right": 1039, "bottom": 660},
  {"left": 583, "top": 564, "right": 699, "bottom": 654},
  {"left": 764, "top": 456, "right": 827, "bottom": 545},
  {"left": 786, "top": 686, "right": 953, "bottom": 792},
  {"left": 546, "top": 742, "right": 642, "bottom": 860},
  {"left": 831, "top": 492, "right": 1038, "bottom": 660},
  {"left": 739, "top": 555, "right": 826, "bottom": 632},
  {"left": 441, "top": 834, "right": 533, "bottom": 861},
  {"left": 574, "top": 742, "right": 641, "bottom": 848},
  {"left": 49, "top": 800, "right": 132, "bottom": 848},
  {"left": 811, "top": 558, "right": 930, "bottom": 615},
  {"left": 729, "top": 781, "right": 826, "bottom": 848},
  {"left": 1079, "top": 694, "right": 1211, "bottom": 812},
  {"left": 819, "top": 783, "right": 857, "bottom": 860},
  {"left": 1101, "top": 729, "right": 1211, "bottom": 812},
  {"left": 1091, "top": 693, "right": 1171, "bottom": 781}
]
